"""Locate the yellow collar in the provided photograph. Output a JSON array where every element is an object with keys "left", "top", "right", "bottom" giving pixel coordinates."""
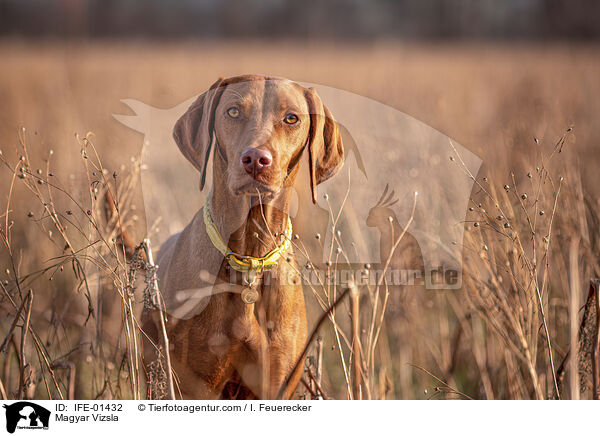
[{"left": 203, "top": 197, "right": 292, "bottom": 273}]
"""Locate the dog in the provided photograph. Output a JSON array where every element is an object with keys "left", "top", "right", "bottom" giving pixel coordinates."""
[{"left": 142, "top": 74, "right": 344, "bottom": 399}]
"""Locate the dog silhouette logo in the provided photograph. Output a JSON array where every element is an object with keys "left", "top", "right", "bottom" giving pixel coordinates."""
[
  {"left": 2, "top": 402, "right": 50, "bottom": 433},
  {"left": 114, "top": 82, "right": 481, "bottom": 306}
]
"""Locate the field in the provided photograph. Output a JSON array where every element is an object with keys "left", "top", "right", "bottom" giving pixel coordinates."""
[{"left": 0, "top": 40, "right": 599, "bottom": 400}]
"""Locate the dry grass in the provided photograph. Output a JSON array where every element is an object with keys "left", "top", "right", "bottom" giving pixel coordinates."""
[{"left": 0, "top": 40, "right": 599, "bottom": 399}]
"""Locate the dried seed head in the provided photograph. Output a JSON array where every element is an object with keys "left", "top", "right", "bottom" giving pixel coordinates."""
[
  {"left": 253, "top": 232, "right": 259, "bottom": 239},
  {"left": 388, "top": 216, "right": 393, "bottom": 223},
  {"left": 336, "top": 247, "right": 342, "bottom": 254}
]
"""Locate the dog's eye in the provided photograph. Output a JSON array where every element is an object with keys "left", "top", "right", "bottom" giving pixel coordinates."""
[
  {"left": 227, "top": 107, "right": 240, "bottom": 119},
  {"left": 283, "top": 113, "right": 299, "bottom": 125}
]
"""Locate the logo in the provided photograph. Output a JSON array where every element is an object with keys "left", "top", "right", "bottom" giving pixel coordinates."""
[
  {"left": 113, "top": 78, "right": 482, "bottom": 319},
  {"left": 2, "top": 402, "right": 50, "bottom": 434}
]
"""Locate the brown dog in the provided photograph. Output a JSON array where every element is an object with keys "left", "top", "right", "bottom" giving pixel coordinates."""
[{"left": 142, "top": 75, "right": 344, "bottom": 399}]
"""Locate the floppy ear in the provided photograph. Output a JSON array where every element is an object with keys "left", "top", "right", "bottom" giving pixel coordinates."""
[
  {"left": 304, "top": 88, "right": 344, "bottom": 204},
  {"left": 173, "top": 77, "right": 226, "bottom": 191}
]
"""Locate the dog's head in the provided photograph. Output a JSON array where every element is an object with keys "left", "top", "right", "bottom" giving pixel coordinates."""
[{"left": 173, "top": 74, "right": 343, "bottom": 203}]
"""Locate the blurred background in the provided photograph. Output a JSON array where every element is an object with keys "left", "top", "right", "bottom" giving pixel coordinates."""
[
  {"left": 2, "top": 0, "right": 600, "bottom": 40},
  {"left": 1, "top": 1, "right": 599, "bottom": 400}
]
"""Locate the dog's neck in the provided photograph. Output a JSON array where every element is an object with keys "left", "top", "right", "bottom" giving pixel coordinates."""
[{"left": 208, "top": 176, "right": 292, "bottom": 259}]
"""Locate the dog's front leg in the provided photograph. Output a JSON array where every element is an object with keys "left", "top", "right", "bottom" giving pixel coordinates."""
[
  {"left": 235, "top": 299, "right": 307, "bottom": 399},
  {"left": 232, "top": 310, "right": 271, "bottom": 399}
]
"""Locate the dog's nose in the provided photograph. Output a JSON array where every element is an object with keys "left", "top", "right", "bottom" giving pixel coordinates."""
[{"left": 241, "top": 148, "right": 273, "bottom": 176}]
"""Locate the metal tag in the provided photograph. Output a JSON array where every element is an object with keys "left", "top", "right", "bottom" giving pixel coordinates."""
[
  {"left": 241, "top": 287, "right": 259, "bottom": 304},
  {"left": 241, "top": 270, "right": 259, "bottom": 304}
]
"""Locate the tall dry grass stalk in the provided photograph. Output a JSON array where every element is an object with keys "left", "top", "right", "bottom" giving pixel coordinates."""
[
  {"left": 0, "top": 129, "right": 172, "bottom": 399},
  {"left": 453, "top": 130, "right": 600, "bottom": 399},
  {"left": 568, "top": 240, "right": 581, "bottom": 399}
]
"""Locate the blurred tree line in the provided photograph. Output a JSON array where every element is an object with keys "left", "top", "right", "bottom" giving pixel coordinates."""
[{"left": 0, "top": 0, "right": 599, "bottom": 40}]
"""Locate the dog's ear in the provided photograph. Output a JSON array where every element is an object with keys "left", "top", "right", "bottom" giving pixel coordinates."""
[
  {"left": 173, "top": 77, "right": 226, "bottom": 190},
  {"left": 304, "top": 88, "right": 344, "bottom": 204}
]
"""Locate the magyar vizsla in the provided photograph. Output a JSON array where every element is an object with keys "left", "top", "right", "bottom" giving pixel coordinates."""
[{"left": 142, "top": 74, "right": 344, "bottom": 399}]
